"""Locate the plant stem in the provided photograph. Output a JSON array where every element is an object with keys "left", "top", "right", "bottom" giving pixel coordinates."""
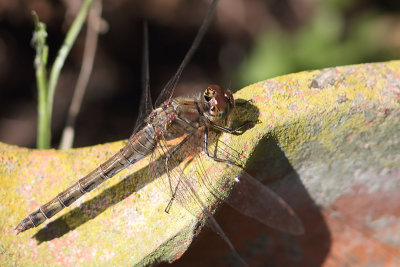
[
  {"left": 33, "top": 13, "right": 50, "bottom": 149},
  {"left": 35, "top": 0, "right": 94, "bottom": 149},
  {"left": 36, "top": 57, "right": 50, "bottom": 148}
]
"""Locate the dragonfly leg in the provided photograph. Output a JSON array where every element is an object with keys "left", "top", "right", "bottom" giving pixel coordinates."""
[
  {"left": 164, "top": 133, "right": 194, "bottom": 213},
  {"left": 208, "top": 120, "right": 255, "bottom": 134},
  {"left": 203, "top": 125, "right": 242, "bottom": 167},
  {"left": 235, "top": 98, "right": 253, "bottom": 106},
  {"left": 165, "top": 192, "right": 177, "bottom": 213}
]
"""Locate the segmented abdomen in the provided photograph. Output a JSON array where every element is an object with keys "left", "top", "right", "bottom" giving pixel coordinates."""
[{"left": 15, "top": 124, "right": 157, "bottom": 234}]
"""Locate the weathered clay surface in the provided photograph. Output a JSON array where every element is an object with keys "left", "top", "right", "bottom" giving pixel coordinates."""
[
  {"left": 1, "top": 61, "right": 400, "bottom": 266},
  {"left": 1, "top": 141, "right": 208, "bottom": 266},
  {"left": 164, "top": 61, "right": 400, "bottom": 266}
]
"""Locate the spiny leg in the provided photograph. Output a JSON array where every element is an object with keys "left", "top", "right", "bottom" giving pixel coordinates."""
[
  {"left": 203, "top": 125, "right": 243, "bottom": 168},
  {"left": 208, "top": 119, "right": 255, "bottom": 134},
  {"left": 208, "top": 97, "right": 258, "bottom": 134},
  {"left": 235, "top": 98, "right": 253, "bottom": 106}
]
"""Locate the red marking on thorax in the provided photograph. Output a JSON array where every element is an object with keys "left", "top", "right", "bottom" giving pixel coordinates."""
[
  {"left": 155, "top": 126, "right": 163, "bottom": 136},
  {"left": 168, "top": 112, "right": 176, "bottom": 122},
  {"left": 149, "top": 111, "right": 157, "bottom": 120},
  {"left": 164, "top": 99, "right": 172, "bottom": 106}
]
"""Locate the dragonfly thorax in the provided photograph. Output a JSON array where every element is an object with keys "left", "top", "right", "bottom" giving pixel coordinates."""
[{"left": 202, "top": 84, "right": 234, "bottom": 122}]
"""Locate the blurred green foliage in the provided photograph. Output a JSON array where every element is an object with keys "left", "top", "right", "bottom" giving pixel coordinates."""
[{"left": 238, "top": 2, "right": 400, "bottom": 86}]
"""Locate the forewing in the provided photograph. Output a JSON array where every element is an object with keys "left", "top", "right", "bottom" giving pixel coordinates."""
[
  {"left": 134, "top": 0, "right": 218, "bottom": 134},
  {"left": 226, "top": 172, "right": 304, "bottom": 235},
  {"left": 132, "top": 22, "right": 153, "bottom": 135},
  {"left": 154, "top": 0, "right": 219, "bottom": 107},
  {"left": 194, "top": 131, "right": 305, "bottom": 235},
  {"left": 146, "top": 131, "right": 248, "bottom": 263},
  {"left": 148, "top": 132, "right": 204, "bottom": 216}
]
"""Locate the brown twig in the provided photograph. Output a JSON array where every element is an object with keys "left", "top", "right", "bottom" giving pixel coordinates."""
[{"left": 59, "top": 0, "right": 104, "bottom": 149}]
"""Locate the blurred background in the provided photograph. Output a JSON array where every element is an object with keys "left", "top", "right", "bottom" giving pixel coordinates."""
[
  {"left": 1, "top": 1, "right": 400, "bottom": 265},
  {"left": 0, "top": 0, "right": 399, "bottom": 148}
]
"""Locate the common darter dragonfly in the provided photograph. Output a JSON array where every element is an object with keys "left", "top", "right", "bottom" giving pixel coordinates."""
[{"left": 15, "top": 0, "right": 303, "bottom": 264}]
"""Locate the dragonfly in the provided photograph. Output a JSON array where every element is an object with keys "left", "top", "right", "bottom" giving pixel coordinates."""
[{"left": 15, "top": 0, "right": 303, "bottom": 263}]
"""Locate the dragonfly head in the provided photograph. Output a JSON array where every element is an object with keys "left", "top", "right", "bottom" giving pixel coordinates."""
[{"left": 203, "top": 84, "right": 234, "bottom": 122}]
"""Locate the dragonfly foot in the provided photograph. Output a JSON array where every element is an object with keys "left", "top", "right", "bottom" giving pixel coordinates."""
[
  {"left": 235, "top": 99, "right": 254, "bottom": 106},
  {"left": 165, "top": 197, "right": 175, "bottom": 213},
  {"left": 246, "top": 119, "right": 261, "bottom": 129}
]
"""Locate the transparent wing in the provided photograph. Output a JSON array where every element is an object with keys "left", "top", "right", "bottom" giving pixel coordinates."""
[
  {"left": 194, "top": 131, "right": 305, "bottom": 235},
  {"left": 146, "top": 130, "right": 247, "bottom": 264},
  {"left": 147, "top": 124, "right": 303, "bottom": 238},
  {"left": 148, "top": 131, "right": 209, "bottom": 217},
  {"left": 134, "top": 0, "right": 218, "bottom": 134},
  {"left": 227, "top": 172, "right": 304, "bottom": 235},
  {"left": 154, "top": 0, "right": 219, "bottom": 107},
  {"left": 132, "top": 22, "right": 153, "bottom": 135}
]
